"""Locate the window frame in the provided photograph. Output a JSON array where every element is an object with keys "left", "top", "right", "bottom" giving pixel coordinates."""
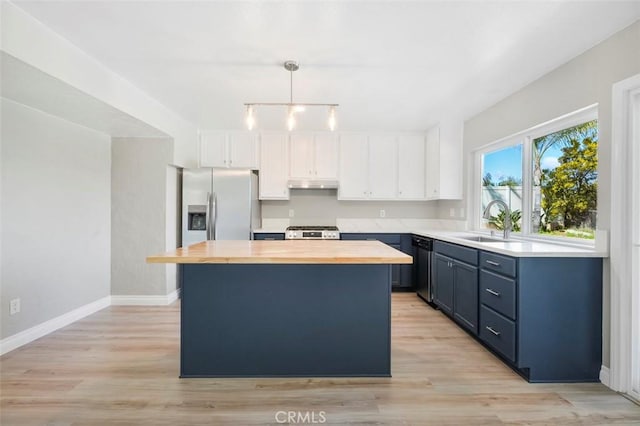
[{"left": 471, "top": 104, "right": 599, "bottom": 244}]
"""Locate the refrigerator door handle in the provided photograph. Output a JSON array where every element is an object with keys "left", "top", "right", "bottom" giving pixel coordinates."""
[
  {"left": 204, "top": 192, "right": 216, "bottom": 240},
  {"left": 210, "top": 192, "right": 217, "bottom": 240},
  {"left": 205, "top": 192, "right": 212, "bottom": 240}
]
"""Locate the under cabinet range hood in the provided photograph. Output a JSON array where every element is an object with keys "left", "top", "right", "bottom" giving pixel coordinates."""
[{"left": 287, "top": 179, "right": 339, "bottom": 189}]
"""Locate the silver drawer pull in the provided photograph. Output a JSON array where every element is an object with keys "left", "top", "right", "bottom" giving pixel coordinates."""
[
  {"left": 486, "top": 326, "right": 501, "bottom": 336},
  {"left": 485, "top": 260, "right": 501, "bottom": 266},
  {"left": 485, "top": 288, "right": 501, "bottom": 297}
]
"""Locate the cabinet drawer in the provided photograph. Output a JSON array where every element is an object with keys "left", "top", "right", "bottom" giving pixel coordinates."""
[
  {"left": 480, "top": 270, "right": 516, "bottom": 320},
  {"left": 434, "top": 241, "right": 478, "bottom": 266},
  {"left": 341, "top": 233, "right": 401, "bottom": 245},
  {"left": 480, "top": 251, "right": 516, "bottom": 278},
  {"left": 480, "top": 305, "right": 516, "bottom": 362}
]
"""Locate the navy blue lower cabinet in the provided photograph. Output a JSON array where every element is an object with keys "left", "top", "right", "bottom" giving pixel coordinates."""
[
  {"left": 341, "top": 233, "right": 413, "bottom": 290},
  {"left": 477, "top": 253, "right": 603, "bottom": 383},
  {"left": 515, "top": 257, "right": 602, "bottom": 382},
  {"left": 433, "top": 253, "right": 454, "bottom": 315},
  {"left": 480, "top": 305, "right": 516, "bottom": 362},
  {"left": 433, "top": 239, "right": 603, "bottom": 383},
  {"left": 453, "top": 261, "right": 479, "bottom": 334},
  {"left": 398, "top": 234, "right": 414, "bottom": 290},
  {"left": 433, "top": 251, "right": 478, "bottom": 334},
  {"left": 253, "top": 232, "right": 285, "bottom": 240},
  {"left": 480, "top": 270, "right": 516, "bottom": 320}
]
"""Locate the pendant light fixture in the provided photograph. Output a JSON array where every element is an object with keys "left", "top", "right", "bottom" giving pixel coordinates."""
[{"left": 244, "top": 60, "right": 338, "bottom": 131}]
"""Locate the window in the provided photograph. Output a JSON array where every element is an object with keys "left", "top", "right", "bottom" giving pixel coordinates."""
[
  {"left": 481, "top": 144, "right": 523, "bottom": 232},
  {"left": 476, "top": 105, "right": 598, "bottom": 241}
]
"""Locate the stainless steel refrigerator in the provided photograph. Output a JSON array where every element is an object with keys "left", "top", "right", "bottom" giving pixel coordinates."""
[{"left": 182, "top": 168, "right": 260, "bottom": 246}]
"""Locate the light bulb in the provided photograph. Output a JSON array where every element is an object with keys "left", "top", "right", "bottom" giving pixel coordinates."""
[
  {"left": 328, "top": 106, "right": 336, "bottom": 131},
  {"left": 245, "top": 105, "right": 255, "bottom": 131},
  {"left": 287, "top": 106, "right": 296, "bottom": 131}
]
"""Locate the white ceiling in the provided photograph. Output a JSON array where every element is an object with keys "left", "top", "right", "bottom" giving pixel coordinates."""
[{"left": 12, "top": 1, "right": 640, "bottom": 132}]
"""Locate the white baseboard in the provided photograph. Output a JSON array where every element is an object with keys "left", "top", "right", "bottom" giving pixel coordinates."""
[
  {"left": 600, "top": 366, "right": 611, "bottom": 387},
  {"left": 1, "top": 289, "right": 181, "bottom": 356},
  {"left": 0, "top": 296, "right": 111, "bottom": 356},
  {"left": 111, "top": 288, "right": 180, "bottom": 306}
]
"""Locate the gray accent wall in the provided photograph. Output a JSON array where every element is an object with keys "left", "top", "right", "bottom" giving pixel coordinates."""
[
  {"left": 111, "top": 137, "right": 174, "bottom": 296},
  {"left": 262, "top": 189, "right": 439, "bottom": 224},
  {"left": 442, "top": 21, "right": 640, "bottom": 367},
  {"left": 165, "top": 165, "right": 181, "bottom": 295},
  {"left": 0, "top": 98, "right": 111, "bottom": 339}
]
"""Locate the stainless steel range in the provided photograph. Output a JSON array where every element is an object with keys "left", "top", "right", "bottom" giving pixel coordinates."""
[{"left": 285, "top": 226, "right": 340, "bottom": 240}]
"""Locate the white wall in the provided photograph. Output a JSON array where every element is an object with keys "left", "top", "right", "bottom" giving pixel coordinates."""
[
  {"left": 262, "top": 189, "right": 439, "bottom": 223},
  {"left": 0, "top": 98, "right": 111, "bottom": 339},
  {"left": 111, "top": 138, "right": 173, "bottom": 297},
  {"left": 0, "top": 1, "right": 199, "bottom": 167},
  {"left": 442, "top": 21, "right": 640, "bottom": 367}
]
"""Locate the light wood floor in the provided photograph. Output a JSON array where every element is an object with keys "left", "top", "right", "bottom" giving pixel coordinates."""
[{"left": 1, "top": 293, "right": 639, "bottom": 425}]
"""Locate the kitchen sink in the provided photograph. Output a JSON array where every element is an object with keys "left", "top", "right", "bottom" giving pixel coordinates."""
[{"left": 457, "top": 235, "right": 520, "bottom": 243}]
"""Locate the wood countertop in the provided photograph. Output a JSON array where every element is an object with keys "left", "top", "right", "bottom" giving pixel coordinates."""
[{"left": 147, "top": 240, "right": 413, "bottom": 264}]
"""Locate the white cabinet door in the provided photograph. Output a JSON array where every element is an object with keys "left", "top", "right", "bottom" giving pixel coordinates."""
[
  {"left": 228, "top": 132, "right": 258, "bottom": 169},
  {"left": 289, "top": 133, "right": 314, "bottom": 178},
  {"left": 200, "top": 131, "right": 227, "bottom": 167},
  {"left": 425, "top": 126, "right": 441, "bottom": 200},
  {"left": 314, "top": 133, "right": 338, "bottom": 179},
  {"left": 338, "top": 133, "right": 369, "bottom": 199},
  {"left": 259, "top": 133, "right": 289, "bottom": 200},
  {"left": 425, "top": 123, "right": 462, "bottom": 200},
  {"left": 368, "top": 134, "right": 398, "bottom": 200},
  {"left": 398, "top": 133, "right": 426, "bottom": 200}
]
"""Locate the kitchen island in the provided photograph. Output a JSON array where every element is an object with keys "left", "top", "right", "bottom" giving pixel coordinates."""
[{"left": 147, "top": 240, "right": 412, "bottom": 377}]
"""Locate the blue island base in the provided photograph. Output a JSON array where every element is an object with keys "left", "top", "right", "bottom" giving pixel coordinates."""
[{"left": 180, "top": 264, "right": 392, "bottom": 378}]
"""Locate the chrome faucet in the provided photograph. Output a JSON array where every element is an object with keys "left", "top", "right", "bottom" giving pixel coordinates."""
[{"left": 483, "top": 199, "right": 511, "bottom": 240}]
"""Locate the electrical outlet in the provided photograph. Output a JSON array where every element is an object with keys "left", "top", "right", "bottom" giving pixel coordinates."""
[
  {"left": 379, "top": 209, "right": 386, "bottom": 218},
  {"left": 10, "top": 298, "right": 20, "bottom": 315},
  {"left": 289, "top": 209, "right": 295, "bottom": 218},
  {"left": 459, "top": 207, "right": 465, "bottom": 218},
  {"left": 450, "top": 208, "right": 455, "bottom": 217}
]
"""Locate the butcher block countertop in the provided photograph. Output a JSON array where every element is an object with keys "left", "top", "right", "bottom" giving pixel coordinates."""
[{"left": 147, "top": 240, "right": 413, "bottom": 265}]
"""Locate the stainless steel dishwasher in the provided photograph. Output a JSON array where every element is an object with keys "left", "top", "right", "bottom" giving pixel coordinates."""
[{"left": 412, "top": 235, "right": 435, "bottom": 306}]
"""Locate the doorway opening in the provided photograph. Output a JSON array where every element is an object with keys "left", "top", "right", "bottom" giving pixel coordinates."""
[{"left": 610, "top": 74, "right": 640, "bottom": 403}]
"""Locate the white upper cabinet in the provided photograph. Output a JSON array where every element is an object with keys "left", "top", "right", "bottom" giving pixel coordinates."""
[
  {"left": 259, "top": 132, "right": 289, "bottom": 200},
  {"left": 289, "top": 133, "right": 315, "bottom": 178},
  {"left": 199, "top": 131, "right": 258, "bottom": 169},
  {"left": 313, "top": 133, "right": 338, "bottom": 179},
  {"left": 397, "top": 133, "right": 426, "bottom": 200},
  {"left": 199, "top": 131, "right": 227, "bottom": 167},
  {"left": 289, "top": 133, "right": 338, "bottom": 179},
  {"left": 338, "top": 133, "right": 369, "bottom": 199},
  {"left": 425, "top": 122, "right": 463, "bottom": 200},
  {"left": 368, "top": 134, "right": 398, "bottom": 199},
  {"left": 338, "top": 132, "right": 426, "bottom": 201},
  {"left": 228, "top": 132, "right": 258, "bottom": 168}
]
